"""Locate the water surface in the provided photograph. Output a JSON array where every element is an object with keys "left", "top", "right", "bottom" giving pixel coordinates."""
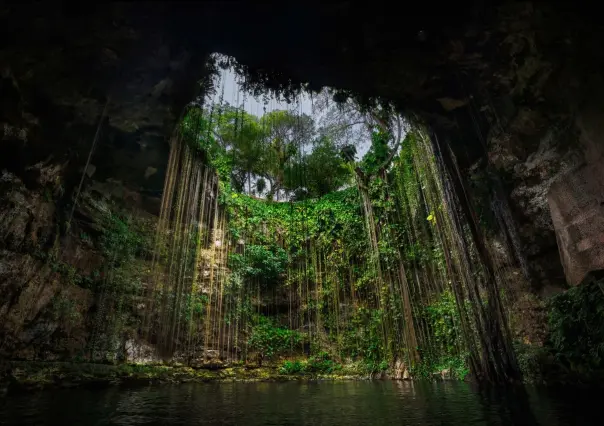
[{"left": 1, "top": 381, "right": 601, "bottom": 425}]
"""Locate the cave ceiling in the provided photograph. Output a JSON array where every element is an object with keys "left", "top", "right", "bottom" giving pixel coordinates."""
[{"left": 0, "top": 1, "right": 601, "bottom": 190}]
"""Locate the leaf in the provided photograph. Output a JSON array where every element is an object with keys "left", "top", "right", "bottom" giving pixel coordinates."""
[{"left": 426, "top": 214, "right": 434, "bottom": 222}]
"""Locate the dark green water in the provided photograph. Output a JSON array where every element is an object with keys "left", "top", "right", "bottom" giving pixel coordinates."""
[{"left": 0, "top": 381, "right": 601, "bottom": 425}]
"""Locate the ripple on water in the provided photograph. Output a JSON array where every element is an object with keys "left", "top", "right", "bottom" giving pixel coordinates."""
[{"left": 0, "top": 381, "right": 602, "bottom": 425}]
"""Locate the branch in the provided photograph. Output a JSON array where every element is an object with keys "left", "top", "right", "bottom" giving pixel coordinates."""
[
  {"left": 354, "top": 166, "right": 369, "bottom": 190},
  {"left": 329, "top": 120, "right": 367, "bottom": 132},
  {"left": 377, "top": 139, "right": 402, "bottom": 173},
  {"left": 368, "top": 112, "right": 389, "bottom": 133},
  {"left": 208, "top": 129, "right": 226, "bottom": 147},
  {"left": 377, "top": 115, "right": 404, "bottom": 172}
]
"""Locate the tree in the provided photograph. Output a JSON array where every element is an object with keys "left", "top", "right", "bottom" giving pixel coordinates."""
[
  {"left": 183, "top": 101, "right": 359, "bottom": 200},
  {"left": 313, "top": 89, "right": 408, "bottom": 185},
  {"left": 215, "top": 106, "right": 266, "bottom": 193},
  {"left": 259, "top": 110, "right": 315, "bottom": 200},
  {"left": 302, "top": 136, "right": 352, "bottom": 197}
]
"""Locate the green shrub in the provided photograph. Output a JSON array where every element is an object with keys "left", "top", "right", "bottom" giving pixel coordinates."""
[
  {"left": 279, "top": 360, "right": 304, "bottom": 374},
  {"left": 278, "top": 353, "right": 343, "bottom": 375},
  {"left": 408, "top": 291, "right": 469, "bottom": 380},
  {"left": 410, "top": 353, "right": 469, "bottom": 380},
  {"left": 423, "top": 290, "right": 464, "bottom": 356},
  {"left": 228, "top": 244, "right": 288, "bottom": 286},
  {"left": 339, "top": 307, "right": 388, "bottom": 372},
  {"left": 514, "top": 341, "right": 548, "bottom": 383},
  {"left": 248, "top": 316, "right": 302, "bottom": 359},
  {"left": 305, "top": 352, "right": 341, "bottom": 374},
  {"left": 547, "top": 277, "right": 604, "bottom": 374},
  {"left": 101, "top": 212, "right": 152, "bottom": 263}
]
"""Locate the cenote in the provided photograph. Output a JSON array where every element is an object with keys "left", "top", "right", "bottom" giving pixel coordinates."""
[
  {"left": 0, "top": 381, "right": 601, "bottom": 425},
  {"left": 2, "top": 2, "right": 604, "bottom": 425}
]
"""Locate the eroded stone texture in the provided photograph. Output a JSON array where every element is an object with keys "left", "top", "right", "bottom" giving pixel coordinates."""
[
  {"left": 548, "top": 163, "right": 604, "bottom": 285},
  {"left": 0, "top": 1, "right": 603, "bottom": 360}
]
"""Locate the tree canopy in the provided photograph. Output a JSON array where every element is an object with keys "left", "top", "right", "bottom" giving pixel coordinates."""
[{"left": 180, "top": 90, "right": 407, "bottom": 200}]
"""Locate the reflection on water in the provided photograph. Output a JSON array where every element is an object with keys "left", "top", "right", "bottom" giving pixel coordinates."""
[{"left": 0, "top": 380, "right": 602, "bottom": 425}]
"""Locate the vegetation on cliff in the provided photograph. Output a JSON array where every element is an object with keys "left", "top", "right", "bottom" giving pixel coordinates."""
[{"left": 4, "top": 54, "right": 604, "bottom": 393}]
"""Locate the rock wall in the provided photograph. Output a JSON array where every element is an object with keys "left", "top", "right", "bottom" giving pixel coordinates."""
[
  {"left": 0, "top": 161, "right": 159, "bottom": 361},
  {"left": 0, "top": 4, "right": 201, "bottom": 361},
  {"left": 442, "top": 2, "right": 604, "bottom": 294},
  {"left": 1, "top": 1, "right": 604, "bottom": 365},
  {"left": 547, "top": 105, "right": 604, "bottom": 286},
  {"left": 549, "top": 164, "right": 604, "bottom": 286},
  {"left": 483, "top": 99, "right": 604, "bottom": 291},
  {"left": 0, "top": 168, "right": 96, "bottom": 360}
]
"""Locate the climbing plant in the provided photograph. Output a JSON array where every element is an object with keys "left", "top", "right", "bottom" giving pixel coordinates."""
[{"left": 119, "top": 65, "right": 522, "bottom": 383}]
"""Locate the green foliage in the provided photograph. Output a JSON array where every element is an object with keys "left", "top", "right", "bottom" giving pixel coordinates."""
[
  {"left": 279, "top": 360, "right": 305, "bottom": 374},
  {"left": 411, "top": 291, "right": 469, "bottom": 380},
  {"left": 547, "top": 278, "right": 604, "bottom": 374},
  {"left": 177, "top": 114, "right": 481, "bottom": 379},
  {"left": 411, "top": 353, "right": 469, "bottom": 381},
  {"left": 360, "top": 130, "right": 391, "bottom": 175},
  {"left": 508, "top": 275, "right": 604, "bottom": 384},
  {"left": 180, "top": 103, "right": 352, "bottom": 199},
  {"left": 97, "top": 210, "right": 154, "bottom": 301},
  {"left": 33, "top": 245, "right": 98, "bottom": 290},
  {"left": 181, "top": 108, "right": 217, "bottom": 155},
  {"left": 340, "top": 145, "right": 357, "bottom": 162},
  {"left": 278, "top": 353, "right": 342, "bottom": 375},
  {"left": 289, "top": 136, "right": 352, "bottom": 197},
  {"left": 247, "top": 316, "right": 302, "bottom": 359},
  {"left": 423, "top": 291, "right": 463, "bottom": 355},
  {"left": 83, "top": 207, "right": 157, "bottom": 355},
  {"left": 183, "top": 293, "right": 210, "bottom": 321},
  {"left": 101, "top": 212, "right": 152, "bottom": 265},
  {"left": 304, "top": 352, "right": 342, "bottom": 373},
  {"left": 339, "top": 307, "right": 388, "bottom": 372},
  {"left": 222, "top": 183, "right": 404, "bottom": 371},
  {"left": 228, "top": 244, "right": 288, "bottom": 286},
  {"left": 514, "top": 341, "right": 549, "bottom": 383}
]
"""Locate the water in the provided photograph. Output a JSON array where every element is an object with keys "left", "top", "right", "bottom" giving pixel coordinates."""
[{"left": 0, "top": 381, "right": 601, "bottom": 425}]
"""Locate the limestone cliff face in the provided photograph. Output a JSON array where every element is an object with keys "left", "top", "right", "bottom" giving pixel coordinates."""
[
  {"left": 0, "top": 4, "right": 198, "bottom": 360},
  {"left": 1, "top": 2, "right": 603, "bottom": 360},
  {"left": 0, "top": 163, "right": 162, "bottom": 361},
  {"left": 482, "top": 89, "right": 604, "bottom": 292},
  {"left": 445, "top": 3, "right": 604, "bottom": 293},
  {"left": 547, "top": 108, "right": 604, "bottom": 287},
  {"left": 0, "top": 168, "right": 95, "bottom": 360}
]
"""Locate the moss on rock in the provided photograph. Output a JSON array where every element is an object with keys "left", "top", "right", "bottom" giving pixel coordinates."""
[{"left": 2, "top": 361, "right": 372, "bottom": 395}]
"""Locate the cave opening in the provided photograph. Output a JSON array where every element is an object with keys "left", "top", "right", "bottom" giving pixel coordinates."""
[
  {"left": 2, "top": 2, "right": 604, "bottom": 423},
  {"left": 121, "top": 53, "right": 521, "bottom": 385}
]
